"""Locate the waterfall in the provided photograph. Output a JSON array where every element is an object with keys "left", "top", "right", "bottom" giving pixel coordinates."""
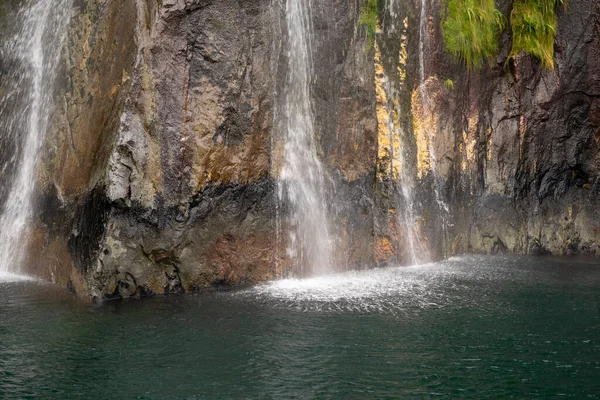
[
  {"left": 377, "top": 0, "right": 426, "bottom": 264},
  {"left": 0, "top": 0, "right": 72, "bottom": 273},
  {"left": 278, "top": 0, "right": 332, "bottom": 276},
  {"left": 384, "top": 81, "right": 422, "bottom": 265},
  {"left": 417, "top": 0, "right": 428, "bottom": 86},
  {"left": 418, "top": 0, "right": 450, "bottom": 257}
]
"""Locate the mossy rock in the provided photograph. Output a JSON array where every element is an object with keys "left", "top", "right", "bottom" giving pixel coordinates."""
[
  {"left": 359, "top": 0, "right": 378, "bottom": 50},
  {"left": 441, "top": 0, "right": 505, "bottom": 69},
  {"left": 510, "top": 0, "right": 565, "bottom": 69}
]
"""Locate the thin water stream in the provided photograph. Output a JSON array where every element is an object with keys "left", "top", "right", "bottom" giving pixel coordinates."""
[
  {"left": 378, "top": 0, "right": 423, "bottom": 264},
  {"left": 417, "top": 0, "right": 451, "bottom": 256},
  {"left": 386, "top": 81, "right": 422, "bottom": 264}
]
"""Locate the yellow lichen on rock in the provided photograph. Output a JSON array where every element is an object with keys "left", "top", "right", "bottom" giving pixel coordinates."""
[
  {"left": 466, "top": 107, "right": 479, "bottom": 171},
  {"left": 375, "top": 41, "right": 402, "bottom": 180},
  {"left": 375, "top": 41, "right": 391, "bottom": 179},
  {"left": 411, "top": 87, "right": 431, "bottom": 179},
  {"left": 397, "top": 17, "right": 409, "bottom": 86},
  {"left": 376, "top": 237, "right": 395, "bottom": 264},
  {"left": 375, "top": 208, "right": 399, "bottom": 264},
  {"left": 390, "top": 101, "right": 402, "bottom": 179},
  {"left": 412, "top": 75, "right": 458, "bottom": 181}
]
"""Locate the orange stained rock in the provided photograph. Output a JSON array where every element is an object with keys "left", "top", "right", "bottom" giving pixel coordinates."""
[
  {"left": 411, "top": 87, "right": 431, "bottom": 179},
  {"left": 375, "top": 41, "right": 402, "bottom": 180}
]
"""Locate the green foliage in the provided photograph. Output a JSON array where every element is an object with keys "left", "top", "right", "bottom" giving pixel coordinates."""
[
  {"left": 359, "top": 0, "right": 378, "bottom": 49},
  {"left": 441, "top": 0, "right": 505, "bottom": 69},
  {"left": 510, "top": 0, "right": 564, "bottom": 69},
  {"left": 443, "top": 78, "right": 455, "bottom": 89}
]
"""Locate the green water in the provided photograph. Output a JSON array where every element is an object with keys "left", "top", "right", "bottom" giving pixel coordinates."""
[{"left": 1, "top": 255, "right": 599, "bottom": 399}]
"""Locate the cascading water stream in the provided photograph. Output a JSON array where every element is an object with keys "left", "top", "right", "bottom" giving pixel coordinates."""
[
  {"left": 278, "top": 0, "right": 332, "bottom": 276},
  {"left": 418, "top": 0, "right": 450, "bottom": 257},
  {"left": 0, "top": 0, "right": 72, "bottom": 274},
  {"left": 385, "top": 82, "right": 421, "bottom": 265},
  {"left": 378, "top": 0, "right": 424, "bottom": 264}
]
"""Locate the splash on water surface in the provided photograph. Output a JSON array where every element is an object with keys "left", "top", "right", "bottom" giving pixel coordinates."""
[{"left": 0, "top": 271, "right": 35, "bottom": 283}]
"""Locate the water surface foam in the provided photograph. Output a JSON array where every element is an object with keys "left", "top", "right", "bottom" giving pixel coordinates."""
[{"left": 0, "top": 271, "right": 35, "bottom": 283}]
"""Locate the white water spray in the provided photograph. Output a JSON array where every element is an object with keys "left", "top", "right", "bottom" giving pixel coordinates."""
[
  {"left": 0, "top": 0, "right": 72, "bottom": 273},
  {"left": 278, "top": 0, "right": 332, "bottom": 276}
]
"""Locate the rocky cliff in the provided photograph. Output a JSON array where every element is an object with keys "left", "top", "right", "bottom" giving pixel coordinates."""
[
  {"left": 1, "top": 0, "right": 598, "bottom": 301},
  {"left": 14, "top": 0, "right": 376, "bottom": 300},
  {"left": 393, "top": 0, "right": 600, "bottom": 258}
]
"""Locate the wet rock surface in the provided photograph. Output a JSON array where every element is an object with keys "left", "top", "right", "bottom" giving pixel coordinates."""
[
  {"left": 387, "top": 0, "right": 600, "bottom": 258},
  {"left": 1, "top": 0, "right": 598, "bottom": 300},
  {"left": 10, "top": 0, "right": 376, "bottom": 300}
]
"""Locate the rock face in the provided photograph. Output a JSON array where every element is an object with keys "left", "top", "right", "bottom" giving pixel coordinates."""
[
  {"left": 9, "top": 0, "right": 376, "bottom": 300},
  {"left": 0, "top": 0, "right": 598, "bottom": 300},
  {"left": 403, "top": 0, "right": 600, "bottom": 257},
  {"left": 372, "top": 0, "right": 600, "bottom": 261}
]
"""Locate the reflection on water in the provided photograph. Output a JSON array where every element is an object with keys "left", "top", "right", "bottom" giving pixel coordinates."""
[{"left": 1, "top": 255, "right": 599, "bottom": 399}]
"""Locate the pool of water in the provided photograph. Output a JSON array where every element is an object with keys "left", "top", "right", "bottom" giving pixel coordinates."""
[{"left": 1, "top": 255, "right": 599, "bottom": 399}]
